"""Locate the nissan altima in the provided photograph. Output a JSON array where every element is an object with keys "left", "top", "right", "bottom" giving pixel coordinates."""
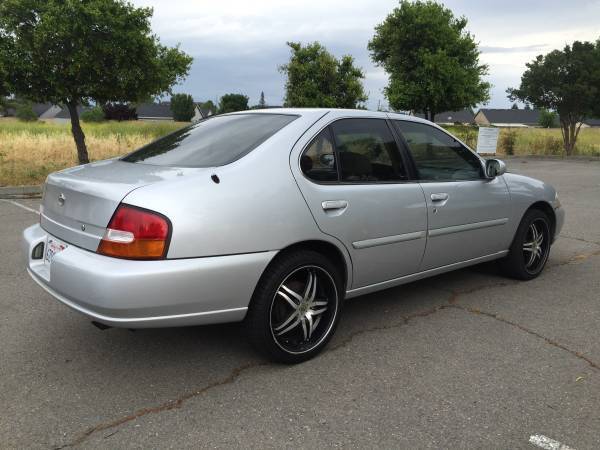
[{"left": 23, "top": 109, "right": 564, "bottom": 363}]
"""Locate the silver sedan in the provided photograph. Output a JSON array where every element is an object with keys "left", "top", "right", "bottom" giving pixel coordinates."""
[{"left": 23, "top": 109, "right": 564, "bottom": 363}]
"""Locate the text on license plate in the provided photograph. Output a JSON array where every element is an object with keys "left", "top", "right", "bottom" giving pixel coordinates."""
[{"left": 45, "top": 238, "right": 68, "bottom": 264}]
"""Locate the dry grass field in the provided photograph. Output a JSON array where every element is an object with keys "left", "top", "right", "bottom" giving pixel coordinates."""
[
  {"left": 446, "top": 125, "right": 600, "bottom": 157},
  {"left": 1, "top": 118, "right": 599, "bottom": 186},
  {"left": 0, "top": 119, "right": 185, "bottom": 186}
]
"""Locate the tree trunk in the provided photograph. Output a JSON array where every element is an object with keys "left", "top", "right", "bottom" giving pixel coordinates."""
[
  {"left": 559, "top": 114, "right": 583, "bottom": 157},
  {"left": 67, "top": 102, "right": 89, "bottom": 164}
]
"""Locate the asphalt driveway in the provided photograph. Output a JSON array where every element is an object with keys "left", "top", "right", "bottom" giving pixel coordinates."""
[{"left": 1, "top": 158, "right": 599, "bottom": 449}]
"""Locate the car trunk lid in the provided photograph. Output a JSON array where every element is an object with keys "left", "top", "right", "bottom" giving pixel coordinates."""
[{"left": 41, "top": 159, "right": 201, "bottom": 251}]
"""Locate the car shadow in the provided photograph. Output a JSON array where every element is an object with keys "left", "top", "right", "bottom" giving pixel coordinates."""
[
  {"left": 36, "top": 260, "right": 507, "bottom": 366},
  {"left": 74, "top": 260, "right": 506, "bottom": 366},
  {"left": 12, "top": 260, "right": 509, "bottom": 437}
]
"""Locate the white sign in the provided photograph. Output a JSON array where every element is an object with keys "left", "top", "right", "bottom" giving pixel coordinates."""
[{"left": 476, "top": 127, "right": 500, "bottom": 154}]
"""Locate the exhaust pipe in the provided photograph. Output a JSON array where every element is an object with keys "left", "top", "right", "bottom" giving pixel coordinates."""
[{"left": 91, "top": 321, "right": 111, "bottom": 330}]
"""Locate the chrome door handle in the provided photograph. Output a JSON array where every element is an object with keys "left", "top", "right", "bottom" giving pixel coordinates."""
[
  {"left": 322, "top": 200, "right": 348, "bottom": 211},
  {"left": 430, "top": 193, "right": 449, "bottom": 202}
]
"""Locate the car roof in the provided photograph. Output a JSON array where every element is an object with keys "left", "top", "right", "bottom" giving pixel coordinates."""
[{"left": 228, "top": 108, "right": 434, "bottom": 125}]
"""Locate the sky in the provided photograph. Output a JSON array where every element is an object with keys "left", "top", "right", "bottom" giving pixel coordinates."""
[{"left": 132, "top": 0, "right": 600, "bottom": 110}]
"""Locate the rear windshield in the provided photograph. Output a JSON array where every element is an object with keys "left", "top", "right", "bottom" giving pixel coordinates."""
[{"left": 122, "top": 113, "right": 298, "bottom": 167}]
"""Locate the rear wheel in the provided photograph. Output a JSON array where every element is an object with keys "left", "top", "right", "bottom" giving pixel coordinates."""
[
  {"left": 246, "top": 250, "right": 343, "bottom": 363},
  {"left": 500, "top": 208, "right": 552, "bottom": 280}
]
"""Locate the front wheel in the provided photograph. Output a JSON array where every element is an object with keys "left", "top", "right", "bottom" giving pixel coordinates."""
[
  {"left": 246, "top": 250, "right": 343, "bottom": 363},
  {"left": 500, "top": 208, "right": 552, "bottom": 280}
]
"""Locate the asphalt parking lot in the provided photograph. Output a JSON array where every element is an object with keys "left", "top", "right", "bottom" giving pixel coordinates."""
[{"left": 1, "top": 158, "right": 599, "bottom": 449}]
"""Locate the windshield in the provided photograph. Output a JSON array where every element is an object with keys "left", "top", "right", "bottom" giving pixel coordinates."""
[{"left": 122, "top": 113, "right": 298, "bottom": 167}]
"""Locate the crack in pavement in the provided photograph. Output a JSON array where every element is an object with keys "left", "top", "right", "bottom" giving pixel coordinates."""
[
  {"left": 55, "top": 361, "right": 269, "bottom": 449},
  {"left": 446, "top": 303, "right": 600, "bottom": 371},
  {"left": 549, "top": 248, "right": 600, "bottom": 268},
  {"left": 327, "top": 306, "right": 445, "bottom": 353},
  {"left": 560, "top": 234, "right": 600, "bottom": 247},
  {"left": 58, "top": 306, "right": 449, "bottom": 448},
  {"left": 54, "top": 249, "right": 600, "bottom": 448}
]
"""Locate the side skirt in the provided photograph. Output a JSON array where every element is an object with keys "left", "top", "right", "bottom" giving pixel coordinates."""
[{"left": 345, "top": 250, "right": 509, "bottom": 299}]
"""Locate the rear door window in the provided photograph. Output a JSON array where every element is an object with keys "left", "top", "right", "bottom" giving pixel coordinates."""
[
  {"left": 330, "top": 118, "right": 407, "bottom": 182},
  {"left": 123, "top": 113, "right": 298, "bottom": 167}
]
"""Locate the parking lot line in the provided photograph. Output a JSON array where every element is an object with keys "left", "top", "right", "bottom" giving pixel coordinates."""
[
  {"left": 0, "top": 199, "right": 40, "bottom": 215},
  {"left": 529, "top": 434, "right": 575, "bottom": 450}
]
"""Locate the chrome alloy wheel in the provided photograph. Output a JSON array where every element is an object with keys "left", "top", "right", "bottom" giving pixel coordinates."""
[
  {"left": 522, "top": 218, "right": 550, "bottom": 274},
  {"left": 269, "top": 265, "right": 338, "bottom": 355}
]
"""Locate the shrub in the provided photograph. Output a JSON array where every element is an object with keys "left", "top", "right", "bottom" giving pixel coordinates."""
[
  {"left": 538, "top": 109, "right": 558, "bottom": 128},
  {"left": 15, "top": 103, "right": 37, "bottom": 122},
  {"left": 80, "top": 106, "right": 105, "bottom": 122},
  {"left": 170, "top": 93, "right": 195, "bottom": 121},
  {"left": 102, "top": 103, "right": 137, "bottom": 121}
]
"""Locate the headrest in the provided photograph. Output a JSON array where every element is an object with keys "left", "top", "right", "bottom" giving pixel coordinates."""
[
  {"left": 339, "top": 151, "right": 372, "bottom": 178},
  {"left": 300, "top": 154, "right": 313, "bottom": 172}
]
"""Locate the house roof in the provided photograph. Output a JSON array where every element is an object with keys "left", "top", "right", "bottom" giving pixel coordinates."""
[
  {"left": 55, "top": 105, "right": 90, "bottom": 119},
  {"left": 583, "top": 118, "right": 600, "bottom": 126},
  {"left": 31, "top": 103, "right": 54, "bottom": 117},
  {"left": 2, "top": 103, "right": 54, "bottom": 117},
  {"left": 478, "top": 108, "right": 541, "bottom": 125},
  {"left": 136, "top": 103, "right": 173, "bottom": 119},
  {"left": 198, "top": 107, "right": 213, "bottom": 118},
  {"left": 415, "top": 109, "right": 474, "bottom": 123}
]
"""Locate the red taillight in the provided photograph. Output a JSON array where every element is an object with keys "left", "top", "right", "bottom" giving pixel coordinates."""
[{"left": 98, "top": 204, "right": 171, "bottom": 260}]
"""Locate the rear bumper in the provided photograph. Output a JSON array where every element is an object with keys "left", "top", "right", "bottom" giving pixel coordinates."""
[{"left": 23, "top": 224, "right": 275, "bottom": 328}]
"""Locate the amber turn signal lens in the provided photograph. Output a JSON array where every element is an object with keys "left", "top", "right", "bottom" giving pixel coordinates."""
[{"left": 98, "top": 239, "right": 166, "bottom": 259}]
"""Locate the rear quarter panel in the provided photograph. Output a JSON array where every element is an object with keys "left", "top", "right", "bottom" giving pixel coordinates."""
[{"left": 122, "top": 111, "right": 353, "bottom": 283}]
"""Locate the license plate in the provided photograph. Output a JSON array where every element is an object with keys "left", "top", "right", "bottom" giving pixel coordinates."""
[{"left": 45, "top": 238, "right": 68, "bottom": 264}]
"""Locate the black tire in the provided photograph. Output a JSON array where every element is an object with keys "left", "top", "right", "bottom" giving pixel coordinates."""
[
  {"left": 245, "top": 250, "right": 344, "bottom": 364},
  {"left": 500, "top": 208, "right": 552, "bottom": 280}
]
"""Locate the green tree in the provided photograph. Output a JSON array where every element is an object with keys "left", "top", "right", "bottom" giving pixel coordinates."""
[
  {"left": 0, "top": 0, "right": 192, "bottom": 164},
  {"left": 218, "top": 93, "right": 249, "bottom": 114},
  {"left": 508, "top": 40, "right": 600, "bottom": 155},
  {"left": 198, "top": 100, "right": 216, "bottom": 115},
  {"left": 368, "top": 1, "right": 490, "bottom": 121},
  {"left": 170, "top": 93, "right": 195, "bottom": 121},
  {"left": 538, "top": 109, "right": 558, "bottom": 128},
  {"left": 280, "top": 41, "right": 367, "bottom": 108},
  {"left": 511, "top": 103, "right": 519, "bottom": 110},
  {"left": 80, "top": 106, "right": 105, "bottom": 122},
  {"left": 0, "top": 34, "right": 11, "bottom": 113},
  {"left": 258, "top": 91, "right": 266, "bottom": 108},
  {"left": 15, "top": 101, "right": 37, "bottom": 121},
  {"left": 0, "top": 97, "right": 12, "bottom": 115}
]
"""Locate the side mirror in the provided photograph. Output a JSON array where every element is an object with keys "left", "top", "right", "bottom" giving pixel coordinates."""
[{"left": 485, "top": 159, "right": 507, "bottom": 178}]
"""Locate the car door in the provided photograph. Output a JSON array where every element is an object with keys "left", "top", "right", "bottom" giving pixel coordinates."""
[
  {"left": 292, "top": 116, "right": 428, "bottom": 289},
  {"left": 392, "top": 119, "right": 512, "bottom": 270}
]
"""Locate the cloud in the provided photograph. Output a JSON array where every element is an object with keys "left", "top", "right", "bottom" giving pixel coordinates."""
[
  {"left": 133, "top": 0, "right": 600, "bottom": 109},
  {"left": 480, "top": 44, "right": 548, "bottom": 54}
]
